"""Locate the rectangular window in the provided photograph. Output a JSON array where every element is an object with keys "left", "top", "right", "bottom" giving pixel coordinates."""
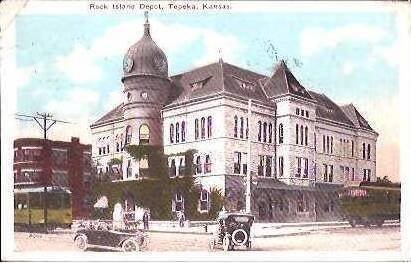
[
  {"left": 296, "top": 157, "right": 301, "bottom": 177},
  {"left": 234, "top": 152, "right": 241, "bottom": 174},
  {"left": 265, "top": 156, "right": 272, "bottom": 177},
  {"left": 301, "top": 109, "right": 305, "bottom": 116},
  {"left": 329, "top": 165, "right": 334, "bottom": 182},
  {"left": 258, "top": 155, "right": 264, "bottom": 177},
  {"left": 296, "top": 124, "right": 299, "bottom": 144},
  {"left": 330, "top": 137, "right": 333, "bottom": 154},
  {"left": 303, "top": 158, "right": 308, "bottom": 178},
  {"left": 323, "top": 135, "right": 326, "bottom": 153},
  {"left": 351, "top": 168, "right": 355, "bottom": 181},
  {"left": 323, "top": 164, "right": 328, "bottom": 182},
  {"left": 279, "top": 156, "right": 284, "bottom": 177},
  {"left": 296, "top": 108, "right": 300, "bottom": 115},
  {"left": 326, "top": 136, "right": 330, "bottom": 153}
]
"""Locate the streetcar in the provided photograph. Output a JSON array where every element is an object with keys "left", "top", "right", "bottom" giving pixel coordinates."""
[
  {"left": 14, "top": 186, "right": 72, "bottom": 229},
  {"left": 338, "top": 182, "right": 400, "bottom": 227}
]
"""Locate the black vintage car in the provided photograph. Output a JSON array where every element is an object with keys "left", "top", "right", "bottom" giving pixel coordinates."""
[
  {"left": 209, "top": 212, "right": 254, "bottom": 251},
  {"left": 73, "top": 221, "right": 149, "bottom": 252}
]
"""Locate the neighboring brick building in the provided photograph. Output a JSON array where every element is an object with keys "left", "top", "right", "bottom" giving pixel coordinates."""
[
  {"left": 90, "top": 16, "right": 378, "bottom": 222},
  {"left": 13, "top": 137, "right": 93, "bottom": 219}
]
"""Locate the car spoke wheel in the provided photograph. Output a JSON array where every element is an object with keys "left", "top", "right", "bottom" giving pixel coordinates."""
[
  {"left": 74, "top": 235, "right": 88, "bottom": 251},
  {"left": 223, "top": 235, "right": 231, "bottom": 251},
  {"left": 122, "top": 238, "right": 139, "bottom": 252}
]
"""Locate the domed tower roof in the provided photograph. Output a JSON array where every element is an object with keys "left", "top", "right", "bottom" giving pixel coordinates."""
[{"left": 122, "top": 14, "right": 168, "bottom": 82}]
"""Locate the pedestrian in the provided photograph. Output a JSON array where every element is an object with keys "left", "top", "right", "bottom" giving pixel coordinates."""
[
  {"left": 179, "top": 211, "right": 185, "bottom": 227},
  {"left": 143, "top": 211, "right": 149, "bottom": 230}
]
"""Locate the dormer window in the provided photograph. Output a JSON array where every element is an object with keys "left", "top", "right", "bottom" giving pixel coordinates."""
[
  {"left": 191, "top": 81, "right": 203, "bottom": 90},
  {"left": 233, "top": 76, "right": 255, "bottom": 91}
]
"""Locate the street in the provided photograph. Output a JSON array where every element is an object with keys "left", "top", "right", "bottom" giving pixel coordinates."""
[{"left": 14, "top": 225, "right": 400, "bottom": 252}]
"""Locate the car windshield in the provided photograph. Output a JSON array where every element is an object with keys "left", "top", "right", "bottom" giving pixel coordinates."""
[{"left": 232, "top": 216, "right": 250, "bottom": 223}]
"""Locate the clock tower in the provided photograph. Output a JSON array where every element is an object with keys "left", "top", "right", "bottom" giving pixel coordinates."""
[{"left": 120, "top": 13, "right": 171, "bottom": 178}]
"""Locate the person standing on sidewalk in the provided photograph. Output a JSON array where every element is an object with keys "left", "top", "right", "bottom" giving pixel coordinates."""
[
  {"left": 178, "top": 211, "right": 185, "bottom": 227},
  {"left": 143, "top": 211, "right": 149, "bottom": 230}
]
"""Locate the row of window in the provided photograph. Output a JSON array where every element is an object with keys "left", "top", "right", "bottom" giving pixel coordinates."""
[
  {"left": 233, "top": 116, "right": 249, "bottom": 139},
  {"left": 295, "top": 108, "right": 309, "bottom": 118},
  {"left": 195, "top": 155, "right": 212, "bottom": 174},
  {"left": 233, "top": 152, "right": 285, "bottom": 178},
  {"left": 362, "top": 143, "right": 371, "bottom": 160},
  {"left": 172, "top": 190, "right": 210, "bottom": 212},
  {"left": 257, "top": 121, "right": 274, "bottom": 143},
  {"left": 14, "top": 148, "right": 42, "bottom": 162},
  {"left": 322, "top": 135, "right": 334, "bottom": 154},
  {"left": 340, "top": 166, "right": 355, "bottom": 181},
  {"left": 295, "top": 124, "right": 309, "bottom": 146},
  {"left": 170, "top": 121, "right": 186, "bottom": 143},
  {"left": 295, "top": 157, "right": 309, "bottom": 178}
]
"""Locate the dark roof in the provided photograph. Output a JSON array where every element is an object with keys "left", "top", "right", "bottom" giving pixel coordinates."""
[
  {"left": 168, "top": 61, "right": 272, "bottom": 106},
  {"left": 307, "top": 90, "right": 354, "bottom": 127},
  {"left": 340, "top": 104, "right": 375, "bottom": 132},
  {"left": 261, "top": 60, "right": 313, "bottom": 100},
  {"left": 91, "top": 103, "right": 124, "bottom": 126}
]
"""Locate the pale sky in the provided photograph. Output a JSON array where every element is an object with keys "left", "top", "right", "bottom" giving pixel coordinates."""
[{"left": 12, "top": 9, "right": 401, "bottom": 182}]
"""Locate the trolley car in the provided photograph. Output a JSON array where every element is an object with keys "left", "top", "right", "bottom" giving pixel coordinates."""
[
  {"left": 14, "top": 186, "right": 72, "bottom": 229},
  {"left": 338, "top": 182, "right": 400, "bottom": 227}
]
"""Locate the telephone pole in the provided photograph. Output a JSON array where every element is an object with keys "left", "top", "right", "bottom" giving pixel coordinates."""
[{"left": 16, "top": 112, "right": 70, "bottom": 231}]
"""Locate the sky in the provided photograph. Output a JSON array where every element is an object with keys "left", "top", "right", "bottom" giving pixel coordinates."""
[{"left": 12, "top": 10, "right": 401, "bottom": 181}]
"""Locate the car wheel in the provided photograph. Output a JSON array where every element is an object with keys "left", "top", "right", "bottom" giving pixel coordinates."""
[
  {"left": 223, "top": 235, "right": 231, "bottom": 251},
  {"left": 122, "top": 238, "right": 139, "bottom": 252},
  {"left": 74, "top": 234, "right": 88, "bottom": 251}
]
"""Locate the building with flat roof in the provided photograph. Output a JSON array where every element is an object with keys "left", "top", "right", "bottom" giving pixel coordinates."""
[{"left": 13, "top": 137, "right": 93, "bottom": 219}]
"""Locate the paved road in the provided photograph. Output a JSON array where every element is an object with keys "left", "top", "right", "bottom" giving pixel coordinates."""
[{"left": 14, "top": 225, "right": 400, "bottom": 252}]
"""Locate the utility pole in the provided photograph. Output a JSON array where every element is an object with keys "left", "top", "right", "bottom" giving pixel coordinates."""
[
  {"left": 245, "top": 99, "right": 252, "bottom": 213},
  {"left": 16, "top": 112, "right": 70, "bottom": 232}
]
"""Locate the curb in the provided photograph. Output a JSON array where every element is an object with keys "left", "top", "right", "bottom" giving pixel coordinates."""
[
  {"left": 146, "top": 229, "right": 211, "bottom": 235},
  {"left": 253, "top": 231, "right": 312, "bottom": 239}
]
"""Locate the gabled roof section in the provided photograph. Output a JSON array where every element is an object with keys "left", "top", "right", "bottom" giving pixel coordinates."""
[
  {"left": 340, "top": 103, "right": 375, "bottom": 132},
  {"left": 307, "top": 90, "right": 354, "bottom": 127},
  {"left": 91, "top": 103, "right": 124, "bottom": 127},
  {"left": 262, "top": 60, "right": 313, "bottom": 100},
  {"left": 168, "top": 61, "right": 271, "bottom": 106}
]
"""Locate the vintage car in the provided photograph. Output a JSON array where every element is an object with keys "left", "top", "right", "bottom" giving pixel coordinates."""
[
  {"left": 73, "top": 221, "right": 149, "bottom": 252},
  {"left": 209, "top": 212, "right": 254, "bottom": 251}
]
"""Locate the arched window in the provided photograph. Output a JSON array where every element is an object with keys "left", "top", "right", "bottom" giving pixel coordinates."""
[
  {"left": 362, "top": 143, "right": 366, "bottom": 159},
  {"left": 195, "top": 119, "right": 199, "bottom": 140},
  {"left": 170, "top": 124, "right": 174, "bottom": 143},
  {"left": 258, "top": 121, "right": 262, "bottom": 141},
  {"left": 195, "top": 156, "right": 202, "bottom": 174},
  {"left": 279, "top": 124, "right": 284, "bottom": 144},
  {"left": 268, "top": 123, "right": 272, "bottom": 143},
  {"left": 181, "top": 121, "right": 186, "bottom": 142},
  {"left": 139, "top": 124, "right": 150, "bottom": 145},
  {"left": 296, "top": 124, "right": 299, "bottom": 144},
  {"left": 263, "top": 122, "right": 267, "bottom": 142},
  {"left": 300, "top": 125, "right": 303, "bottom": 145},
  {"left": 367, "top": 144, "right": 371, "bottom": 160},
  {"left": 246, "top": 118, "right": 249, "bottom": 139},
  {"left": 204, "top": 155, "right": 211, "bottom": 173},
  {"left": 240, "top": 117, "right": 244, "bottom": 139},
  {"left": 305, "top": 126, "right": 308, "bottom": 146},
  {"left": 199, "top": 189, "right": 210, "bottom": 211},
  {"left": 234, "top": 116, "right": 238, "bottom": 138},
  {"left": 125, "top": 125, "right": 132, "bottom": 144},
  {"left": 207, "top": 116, "right": 212, "bottom": 138},
  {"left": 201, "top": 117, "right": 206, "bottom": 139},
  {"left": 175, "top": 122, "right": 180, "bottom": 143}
]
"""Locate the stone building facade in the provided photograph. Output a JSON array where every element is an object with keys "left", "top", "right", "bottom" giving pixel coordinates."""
[
  {"left": 13, "top": 137, "right": 93, "bottom": 219},
  {"left": 90, "top": 16, "right": 378, "bottom": 222}
]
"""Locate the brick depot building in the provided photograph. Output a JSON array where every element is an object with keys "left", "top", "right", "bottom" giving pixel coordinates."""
[
  {"left": 90, "top": 16, "right": 377, "bottom": 222},
  {"left": 13, "top": 137, "right": 93, "bottom": 219}
]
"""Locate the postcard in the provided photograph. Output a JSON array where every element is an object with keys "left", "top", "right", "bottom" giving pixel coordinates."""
[{"left": 1, "top": 0, "right": 410, "bottom": 261}]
